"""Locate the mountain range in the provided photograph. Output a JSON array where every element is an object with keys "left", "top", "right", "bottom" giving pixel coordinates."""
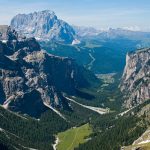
[
  {"left": 73, "top": 26, "right": 102, "bottom": 37},
  {"left": 10, "top": 10, "right": 150, "bottom": 74},
  {"left": 10, "top": 10, "right": 150, "bottom": 46},
  {"left": 0, "top": 9, "right": 150, "bottom": 150},
  {"left": 0, "top": 26, "right": 98, "bottom": 118}
]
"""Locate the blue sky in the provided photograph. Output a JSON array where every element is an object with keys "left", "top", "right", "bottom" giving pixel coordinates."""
[{"left": 0, "top": 0, "right": 150, "bottom": 31}]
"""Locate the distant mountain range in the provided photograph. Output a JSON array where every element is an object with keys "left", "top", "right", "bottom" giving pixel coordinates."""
[
  {"left": 74, "top": 26, "right": 150, "bottom": 39},
  {"left": 73, "top": 25, "right": 150, "bottom": 43},
  {"left": 10, "top": 10, "right": 150, "bottom": 46},
  {"left": 96, "top": 28, "right": 150, "bottom": 41},
  {"left": 73, "top": 26, "right": 102, "bottom": 37}
]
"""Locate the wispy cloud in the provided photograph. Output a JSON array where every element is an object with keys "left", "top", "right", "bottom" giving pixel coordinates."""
[{"left": 0, "top": 0, "right": 149, "bottom": 31}]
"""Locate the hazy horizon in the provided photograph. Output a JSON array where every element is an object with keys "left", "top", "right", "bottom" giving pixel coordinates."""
[{"left": 0, "top": 0, "right": 150, "bottom": 31}]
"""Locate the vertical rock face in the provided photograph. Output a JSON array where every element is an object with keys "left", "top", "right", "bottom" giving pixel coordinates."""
[
  {"left": 0, "top": 25, "right": 9, "bottom": 40},
  {"left": 120, "top": 48, "right": 150, "bottom": 108},
  {"left": 0, "top": 27, "right": 97, "bottom": 117},
  {"left": 10, "top": 10, "right": 77, "bottom": 44}
]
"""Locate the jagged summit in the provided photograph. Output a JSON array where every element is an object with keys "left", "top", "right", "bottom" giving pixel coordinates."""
[
  {"left": 32, "top": 10, "right": 56, "bottom": 15},
  {"left": 10, "top": 10, "right": 78, "bottom": 44},
  {"left": 0, "top": 28, "right": 97, "bottom": 117}
]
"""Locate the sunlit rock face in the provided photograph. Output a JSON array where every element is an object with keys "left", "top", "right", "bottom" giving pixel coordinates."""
[
  {"left": 0, "top": 27, "right": 97, "bottom": 117},
  {"left": 10, "top": 10, "right": 77, "bottom": 44},
  {"left": 120, "top": 48, "right": 150, "bottom": 108}
]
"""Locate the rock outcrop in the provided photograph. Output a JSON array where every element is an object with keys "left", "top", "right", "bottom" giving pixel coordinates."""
[
  {"left": 10, "top": 10, "right": 77, "bottom": 44},
  {"left": 0, "top": 25, "right": 9, "bottom": 40},
  {"left": 0, "top": 27, "right": 97, "bottom": 117},
  {"left": 120, "top": 48, "right": 150, "bottom": 108}
]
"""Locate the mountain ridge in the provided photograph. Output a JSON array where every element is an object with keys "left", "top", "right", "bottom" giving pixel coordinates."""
[
  {"left": 0, "top": 26, "right": 98, "bottom": 117},
  {"left": 10, "top": 10, "right": 78, "bottom": 44}
]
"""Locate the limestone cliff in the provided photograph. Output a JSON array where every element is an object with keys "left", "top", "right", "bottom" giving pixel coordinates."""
[
  {"left": 120, "top": 48, "right": 150, "bottom": 108},
  {"left": 0, "top": 27, "right": 97, "bottom": 117}
]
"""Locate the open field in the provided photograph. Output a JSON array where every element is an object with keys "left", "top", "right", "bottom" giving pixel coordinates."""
[{"left": 57, "top": 123, "right": 92, "bottom": 150}]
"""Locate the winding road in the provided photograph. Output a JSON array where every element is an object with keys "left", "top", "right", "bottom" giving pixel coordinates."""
[{"left": 88, "top": 52, "right": 96, "bottom": 70}]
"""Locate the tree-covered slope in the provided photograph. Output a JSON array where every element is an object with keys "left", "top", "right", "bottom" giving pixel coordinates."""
[
  {"left": 76, "top": 100, "right": 150, "bottom": 150},
  {"left": 0, "top": 106, "right": 69, "bottom": 150},
  {"left": 40, "top": 38, "right": 140, "bottom": 74}
]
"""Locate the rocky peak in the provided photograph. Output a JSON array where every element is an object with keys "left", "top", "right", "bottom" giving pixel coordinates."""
[
  {"left": 0, "top": 25, "right": 18, "bottom": 41},
  {"left": 0, "top": 28, "right": 97, "bottom": 117},
  {"left": 0, "top": 25, "right": 8, "bottom": 40},
  {"left": 10, "top": 10, "right": 77, "bottom": 44},
  {"left": 0, "top": 27, "right": 41, "bottom": 56},
  {"left": 120, "top": 48, "right": 150, "bottom": 108}
]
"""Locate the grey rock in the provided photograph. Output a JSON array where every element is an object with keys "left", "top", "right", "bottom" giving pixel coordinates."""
[
  {"left": 0, "top": 28, "right": 97, "bottom": 117},
  {"left": 120, "top": 48, "right": 150, "bottom": 108},
  {"left": 11, "top": 10, "right": 77, "bottom": 44}
]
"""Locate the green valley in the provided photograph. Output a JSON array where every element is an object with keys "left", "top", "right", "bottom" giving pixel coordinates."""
[{"left": 0, "top": 3, "right": 150, "bottom": 150}]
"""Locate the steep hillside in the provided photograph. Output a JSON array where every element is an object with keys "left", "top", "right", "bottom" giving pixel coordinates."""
[
  {"left": 122, "top": 101, "right": 150, "bottom": 150},
  {"left": 76, "top": 100, "right": 150, "bottom": 150},
  {"left": 120, "top": 48, "right": 150, "bottom": 108},
  {"left": 40, "top": 39, "right": 138, "bottom": 74},
  {"left": 0, "top": 27, "right": 98, "bottom": 117},
  {"left": 0, "top": 105, "right": 69, "bottom": 150},
  {"left": 73, "top": 49, "right": 150, "bottom": 150}
]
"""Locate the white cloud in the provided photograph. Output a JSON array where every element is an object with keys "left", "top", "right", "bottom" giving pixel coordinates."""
[
  {"left": 0, "top": 1, "right": 149, "bottom": 32},
  {"left": 122, "top": 26, "right": 141, "bottom": 31}
]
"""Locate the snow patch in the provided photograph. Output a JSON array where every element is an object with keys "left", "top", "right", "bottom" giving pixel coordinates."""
[
  {"left": 2, "top": 40, "right": 7, "bottom": 43},
  {"left": 72, "top": 39, "right": 80, "bottom": 45}
]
